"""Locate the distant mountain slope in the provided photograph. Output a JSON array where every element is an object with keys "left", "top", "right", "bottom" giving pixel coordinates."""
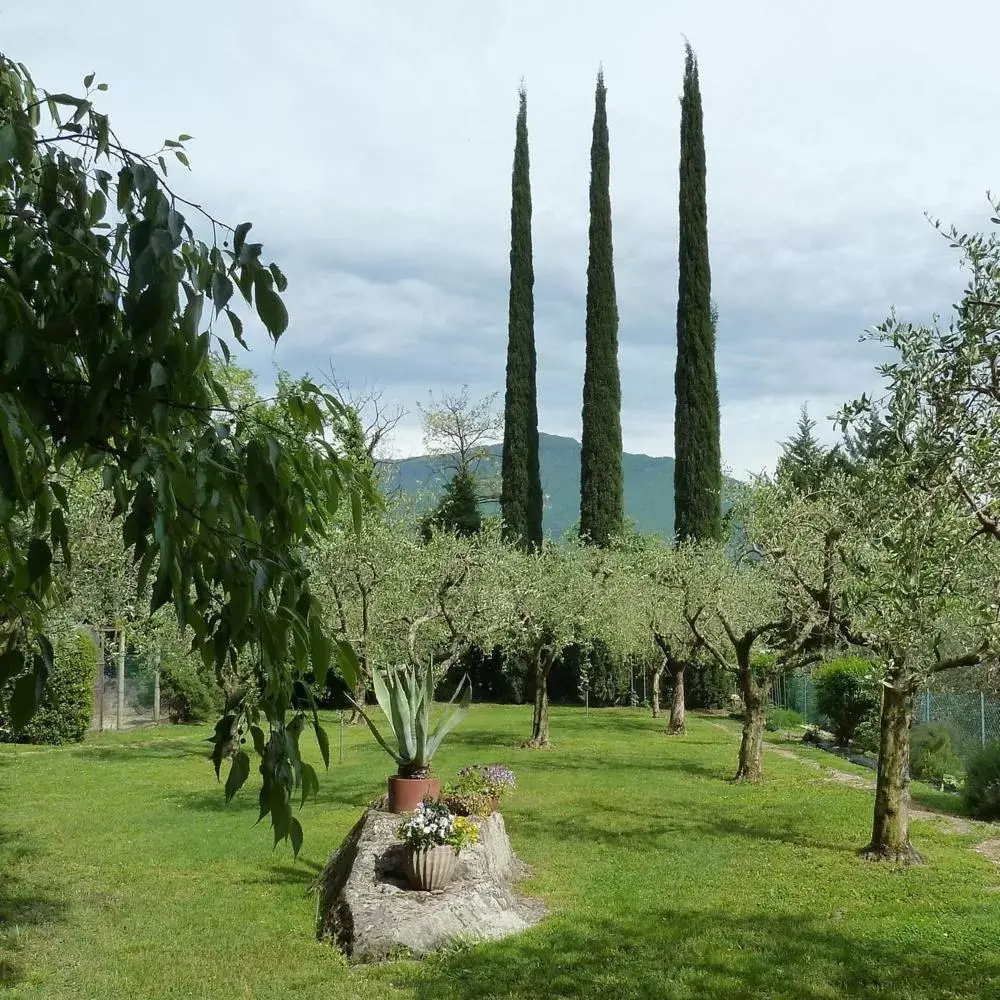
[{"left": 381, "top": 432, "right": 677, "bottom": 539}]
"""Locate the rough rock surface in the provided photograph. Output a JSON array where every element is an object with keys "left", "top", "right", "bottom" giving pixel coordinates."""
[{"left": 315, "top": 808, "right": 545, "bottom": 963}]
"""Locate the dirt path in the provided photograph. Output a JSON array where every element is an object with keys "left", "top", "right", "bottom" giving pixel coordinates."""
[{"left": 707, "top": 721, "right": 983, "bottom": 843}]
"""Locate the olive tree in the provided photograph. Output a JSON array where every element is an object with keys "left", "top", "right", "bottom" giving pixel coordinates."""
[
  {"left": 482, "top": 538, "right": 643, "bottom": 747},
  {"left": 0, "top": 57, "right": 371, "bottom": 852},
  {"left": 828, "top": 464, "right": 992, "bottom": 861},
  {"left": 632, "top": 537, "right": 704, "bottom": 732},
  {"left": 310, "top": 513, "right": 515, "bottom": 713}
]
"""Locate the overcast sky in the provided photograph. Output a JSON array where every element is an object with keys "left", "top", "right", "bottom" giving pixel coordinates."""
[{"left": 8, "top": 2, "right": 998, "bottom": 475}]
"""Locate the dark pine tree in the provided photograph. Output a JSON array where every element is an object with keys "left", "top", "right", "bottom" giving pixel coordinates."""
[
  {"left": 579, "top": 69, "right": 624, "bottom": 547},
  {"left": 420, "top": 468, "right": 482, "bottom": 541},
  {"left": 673, "top": 43, "right": 722, "bottom": 542},
  {"left": 501, "top": 85, "right": 543, "bottom": 550}
]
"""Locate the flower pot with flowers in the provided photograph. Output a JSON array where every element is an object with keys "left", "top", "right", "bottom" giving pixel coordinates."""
[
  {"left": 444, "top": 763, "right": 517, "bottom": 817},
  {"left": 339, "top": 650, "right": 472, "bottom": 813},
  {"left": 397, "top": 800, "right": 480, "bottom": 891}
]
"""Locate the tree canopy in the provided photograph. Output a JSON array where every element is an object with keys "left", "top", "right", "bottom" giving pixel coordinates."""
[{"left": 0, "top": 57, "right": 373, "bottom": 853}]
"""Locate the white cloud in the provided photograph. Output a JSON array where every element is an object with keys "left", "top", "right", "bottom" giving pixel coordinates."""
[{"left": 6, "top": 0, "right": 999, "bottom": 476}]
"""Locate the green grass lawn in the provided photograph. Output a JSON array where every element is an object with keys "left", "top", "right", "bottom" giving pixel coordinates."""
[{"left": 1, "top": 706, "right": 999, "bottom": 999}]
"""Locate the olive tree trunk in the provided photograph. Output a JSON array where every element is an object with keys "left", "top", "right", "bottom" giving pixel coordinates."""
[
  {"left": 734, "top": 664, "right": 765, "bottom": 782},
  {"left": 651, "top": 658, "right": 664, "bottom": 718},
  {"left": 863, "top": 683, "right": 921, "bottom": 863},
  {"left": 527, "top": 648, "right": 554, "bottom": 747},
  {"left": 666, "top": 661, "right": 687, "bottom": 735}
]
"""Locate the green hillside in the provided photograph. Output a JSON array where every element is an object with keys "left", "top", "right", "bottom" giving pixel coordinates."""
[{"left": 381, "top": 432, "right": 676, "bottom": 539}]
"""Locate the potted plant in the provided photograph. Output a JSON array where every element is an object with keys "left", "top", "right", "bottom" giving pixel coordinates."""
[
  {"left": 396, "top": 799, "right": 480, "bottom": 891},
  {"left": 444, "top": 763, "right": 517, "bottom": 817},
  {"left": 340, "top": 653, "right": 472, "bottom": 813}
]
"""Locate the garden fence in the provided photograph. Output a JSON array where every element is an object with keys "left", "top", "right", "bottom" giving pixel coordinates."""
[{"left": 771, "top": 672, "right": 1000, "bottom": 762}]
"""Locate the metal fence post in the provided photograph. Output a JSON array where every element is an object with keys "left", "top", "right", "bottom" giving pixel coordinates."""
[{"left": 982, "top": 692, "right": 987, "bottom": 749}]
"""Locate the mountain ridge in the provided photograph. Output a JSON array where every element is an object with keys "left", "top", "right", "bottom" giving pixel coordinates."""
[{"left": 380, "top": 431, "right": 677, "bottom": 539}]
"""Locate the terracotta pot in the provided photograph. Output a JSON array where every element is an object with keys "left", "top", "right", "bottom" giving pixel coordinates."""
[
  {"left": 405, "top": 844, "right": 458, "bottom": 891},
  {"left": 387, "top": 775, "right": 440, "bottom": 814}
]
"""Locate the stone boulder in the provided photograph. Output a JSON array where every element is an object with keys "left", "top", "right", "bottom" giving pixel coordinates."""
[{"left": 315, "top": 808, "right": 545, "bottom": 963}]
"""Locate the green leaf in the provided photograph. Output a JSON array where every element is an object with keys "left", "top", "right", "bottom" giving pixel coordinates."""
[
  {"left": 269, "top": 263, "right": 288, "bottom": 292},
  {"left": 83, "top": 72, "right": 95, "bottom": 88},
  {"left": 254, "top": 276, "right": 288, "bottom": 338},
  {"left": 175, "top": 150, "right": 189, "bottom": 168},
  {"left": 27, "top": 538, "right": 51, "bottom": 584},
  {"left": 116, "top": 166, "right": 134, "bottom": 211},
  {"left": 310, "top": 618, "right": 331, "bottom": 687},
  {"left": 10, "top": 671, "right": 38, "bottom": 731},
  {"left": 0, "top": 649, "right": 24, "bottom": 685},
  {"left": 289, "top": 817, "right": 304, "bottom": 858},
  {"left": 211, "top": 272, "right": 233, "bottom": 314},
  {"left": 337, "top": 641, "right": 360, "bottom": 690},
  {"left": 300, "top": 761, "right": 320, "bottom": 807},
  {"left": 233, "top": 222, "right": 252, "bottom": 254},
  {"left": 225, "top": 751, "right": 251, "bottom": 803},
  {"left": 0, "top": 123, "right": 17, "bottom": 163},
  {"left": 249, "top": 725, "right": 266, "bottom": 757},
  {"left": 89, "top": 189, "right": 107, "bottom": 223},
  {"left": 315, "top": 721, "right": 331, "bottom": 770}
]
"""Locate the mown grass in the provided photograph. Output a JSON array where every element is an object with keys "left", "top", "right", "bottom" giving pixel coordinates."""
[{"left": 0, "top": 706, "right": 998, "bottom": 999}]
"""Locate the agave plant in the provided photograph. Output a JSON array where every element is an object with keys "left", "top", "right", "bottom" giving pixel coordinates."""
[{"left": 340, "top": 652, "right": 472, "bottom": 778}]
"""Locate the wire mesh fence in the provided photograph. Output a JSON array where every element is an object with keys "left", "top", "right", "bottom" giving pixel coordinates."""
[{"left": 771, "top": 671, "right": 1000, "bottom": 762}]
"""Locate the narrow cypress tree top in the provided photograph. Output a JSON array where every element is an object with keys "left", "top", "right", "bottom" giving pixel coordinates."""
[
  {"left": 673, "top": 42, "right": 722, "bottom": 543},
  {"left": 501, "top": 83, "right": 543, "bottom": 550},
  {"left": 579, "top": 68, "right": 624, "bottom": 547}
]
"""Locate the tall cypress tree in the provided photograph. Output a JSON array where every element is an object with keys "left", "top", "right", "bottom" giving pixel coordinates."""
[
  {"left": 501, "top": 85, "right": 543, "bottom": 549},
  {"left": 673, "top": 43, "right": 722, "bottom": 542},
  {"left": 579, "top": 69, "right": 623, "bottom": 547}
]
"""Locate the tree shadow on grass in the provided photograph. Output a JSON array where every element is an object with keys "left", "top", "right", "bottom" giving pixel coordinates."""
[
  {"left": 245, "top": 857, "right": 325, "bottom": 890},
  {"left": 507, "top": 801, "right": 855, "bottom": 855},
  {"left": 408, "top": 906, "right": 1000, "bottom": 1000},
  {"left": 0, "top": 827, "right": 68, "bottom": 987},
  {"left": 70, "top": 740, "right": 211, "bottom": 764}
]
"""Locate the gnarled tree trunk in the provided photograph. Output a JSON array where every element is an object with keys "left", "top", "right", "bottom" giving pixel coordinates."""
[
  {"left": 527, "top": 648, "right": 553, "bottom": 748},
  {"left": 734, "top": 665, "right": 764, "bottom": 782},
  {"left": 863, "top": 682, "right": 921, "bottom": 863},
  {"left": 666, "top": 660, "right": 687, "bottom": 735},
  {"left": 348, "top": 676, "right": 368, "bottom": 725},
  {"left": 651, "top": 658, "right": 664, "bottom": 718}
]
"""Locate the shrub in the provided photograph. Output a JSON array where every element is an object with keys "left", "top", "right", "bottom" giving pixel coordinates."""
[
  {"left": 963, "top": 742, "right": 1000, "bottom": 820},
  {"left": 0, "top": 631, "right": 96, "bottom": 744},
  {"left": 159, "top": 654, "right": 222, "bottom": 723},
  {"left": 851, "top": 717, "right": 880, "bottom": 757},
  {"left": 765, "top": 708, "right": 805, "bottom": 733},
  {"left": 812, "top": 657, "right": 881, "bottom": 744},
  {"left": 686, "top": 659, "right": 736, "bottom": 710},
  {"left": 910, "top": 723, "right": 964, "bottom": 789}
]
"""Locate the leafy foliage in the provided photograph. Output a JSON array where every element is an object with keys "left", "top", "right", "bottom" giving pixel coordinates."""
[
  {"left": 812, "top": 657, "right": 881, "bottom": 745},
  {"left": 0, "top": 56, "right": 373, "bottom": 851},
  {"left": 420, "top": 468, "right": 482, "bottom": 540},
  {"left": 765, "top": 708, "right": 805, "bottom": 733},
  {"left": 963, "top": 741, "right": 1000, "bottom": 820},
  {"left": 1, "top": 629, "right": 96, "bottom": 744},
  {"left": 158, "top": 651, "right": 223, "bottom": 724},
  {"left": 909, "top": 722, "right": 964, "bottom": 790},
  {"left": 776, "top": 405, "right": 842, "bottom": 493}
]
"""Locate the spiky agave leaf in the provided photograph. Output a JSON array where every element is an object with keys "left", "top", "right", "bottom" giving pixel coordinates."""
[{"left": 426, "top": 673, "right": 473, "bottom": 759}]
